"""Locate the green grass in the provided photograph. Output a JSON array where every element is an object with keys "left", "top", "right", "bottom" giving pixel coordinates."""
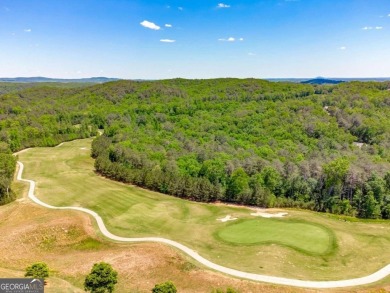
[
  {"left": 16, "top": 138, "right": 390, "bottom": 281},
  {"left": 216, "top": 219, "right": 336, "bottom": 255},
  {"left": 72, "top": 237, "right": 103, "bottom": 250}
]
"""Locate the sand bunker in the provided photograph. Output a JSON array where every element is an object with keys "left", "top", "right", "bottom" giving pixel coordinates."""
[
  {"left": 217, "top": 215, "right": 238, "bottom": 222},
  {"left": 251, "top": 210, "right": 288, "bottom": 218}
]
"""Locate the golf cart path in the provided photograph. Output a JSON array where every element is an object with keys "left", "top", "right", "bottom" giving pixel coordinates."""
[{"left": 16, "top": 161, "right": 390, "bottom": 289}]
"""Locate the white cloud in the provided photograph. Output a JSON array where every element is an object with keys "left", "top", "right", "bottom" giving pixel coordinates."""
[
  {"left": 218, "top": 37, "right": 244, "bottom": 42},
  {"left": 362, "top": 26, "right": 383, "bottom": 30},
  {"left": 140, "top": 20, "right": 160, "bottom": 30},
  {"left": 388, "top": 13, "right": 390, "bottom": 17},
  {"left": 339, "top": 46, "right": 347, "bottom": 50},
  {"left": 217, "top": 3, "right": 230, "bottom": 8},
  {"left": 24, "top": 29, "right": 32, "bottom": 33},
  {"left": 160, "top": 39, "right": 175, "bottom": 43},
  {"left": 165, "top": 24, "right": 172, "bottom": 28},
  {"left": 248, "top": 52, "right": 256, "bottom": 56}
]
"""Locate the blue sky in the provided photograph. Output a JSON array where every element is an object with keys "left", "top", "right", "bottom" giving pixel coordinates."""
[{"left": 1, "top": 0, "right": 390, "bottom": 79}]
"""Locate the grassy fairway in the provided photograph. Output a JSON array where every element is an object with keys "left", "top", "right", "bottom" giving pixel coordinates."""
[
  {"left": 217, "top": 219, "right": 336, "bottom": 255},
  {"left": 16, "top": 138, "right": 390, "bottom": 281}
]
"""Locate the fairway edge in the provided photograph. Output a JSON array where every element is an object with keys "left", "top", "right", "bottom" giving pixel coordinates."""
[{"left": 15, "top": 161, "right": 390, "bottom": 289}]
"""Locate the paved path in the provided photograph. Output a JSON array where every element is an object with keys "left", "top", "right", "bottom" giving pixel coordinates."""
[{"left": 16, "top": 161, "right": 390, "bottom": 289}]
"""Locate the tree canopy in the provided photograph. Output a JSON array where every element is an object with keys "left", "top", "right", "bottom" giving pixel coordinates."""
[
  {"left": 24, "top": 262, "right": 49, "bottom": 280},
  {"left": 1, "top": 79, "right": 390, "bottom": 219},
  {"left": 84, "top": 262, "right": 118, "bottom": 293}
]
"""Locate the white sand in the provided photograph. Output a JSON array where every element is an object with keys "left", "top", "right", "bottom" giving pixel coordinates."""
[
  {"left": 251, "top": 210, "right": 288, "bottom": 218},
  {"left": 217, "top": 215, "right": 238, "bottom": 222}
]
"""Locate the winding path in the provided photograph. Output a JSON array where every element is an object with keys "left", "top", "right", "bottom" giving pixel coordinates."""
[{"left": 15, "top": 161, "right": 390, "bottom": 289}]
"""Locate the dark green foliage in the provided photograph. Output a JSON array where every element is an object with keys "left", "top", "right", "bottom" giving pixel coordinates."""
[
  {"left": 24, "top": 262, "right": 49, "bottom": 280},
  {"left": 0, "top": 145, "right": 16, "bottom": 204},
  {"left": 2, "top": 79, "right": 390, "bottom": 218},
  {"left": 151, "top": 281, "right": 177, "bottom": 293},
  {"left": 84, "top": 262, "right": 118, "bottom": 293}
]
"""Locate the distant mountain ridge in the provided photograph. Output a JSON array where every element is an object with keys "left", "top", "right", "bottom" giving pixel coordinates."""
[
  {"left": 0, "top": 76, "right": 120, "bottom": 83},
  {"left": 268, "top": 77, "right": 390, "bottom": 83},
  {"left": 301, "top": 78, "right": 344, "bottom": 85},
  {"left": 1, "top": 76, "right": 390, "bottom": 84}
]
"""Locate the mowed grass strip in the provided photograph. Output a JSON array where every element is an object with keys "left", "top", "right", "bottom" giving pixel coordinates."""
[
  {"left": 16, "top": 138, "right": 390, "bottom": 280},
  {"left": 217, "top": 219, "right": 336, "bottom": 255}
]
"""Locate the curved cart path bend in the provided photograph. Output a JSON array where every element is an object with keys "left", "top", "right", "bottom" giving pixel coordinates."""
[{"left": 16, "top": 161, "right": 390, "bottom": 289}]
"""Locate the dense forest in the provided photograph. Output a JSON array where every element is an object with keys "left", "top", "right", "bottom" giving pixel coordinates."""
[{"left": 1, "top": 79, "right": 390, "bottom": 218}]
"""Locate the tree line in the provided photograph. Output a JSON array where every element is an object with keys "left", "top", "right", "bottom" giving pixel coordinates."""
[{"left": 1, "top": 79, "right": 390, "bottom": 218}]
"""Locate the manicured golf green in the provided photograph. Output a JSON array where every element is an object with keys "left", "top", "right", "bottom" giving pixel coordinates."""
[
  {"left": 15, "top": 138, "right": 390, "bottom": 280},
  {"left": 217, "top": 219, "right": 335, "bottom": 255}
]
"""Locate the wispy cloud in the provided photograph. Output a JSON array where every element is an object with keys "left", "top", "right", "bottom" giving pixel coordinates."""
[
  {"left": 339, "top": 46, "right": 347, "bottom": 50},
  {"left": 217, "top": 3, "right": 230, "bottom": 8},
  {"left": 218, "top": 37, "right": 244, "bottom": 42},
  {"left": 4, "top": 7, "right": 10, "bottom": 12},
  {"left": 24, "top": 29, "right": 32, "bottom": 33},
  {"left": 140, "top": 20, "right": 160, "bottom": 30},
  {"left": 362, "top": 26, "right": 383, "bottom": 30},
  {"left": 160, "top": 39, "right": 175, "bottom": 43},
  {"left": 178, "top": 7, "right": 183, "bottom": 11},
  {"left": 165, "top": 24, "right": 172, "bottom": 28},
  {"left": 388, "top": 13, "right": 390, "bottom": 17},
  {"left": 219, "top": 37, "right": 235, "bottom": 42},
  {"left": 248, "top": 52, "right": 256, "bottom": 56}
]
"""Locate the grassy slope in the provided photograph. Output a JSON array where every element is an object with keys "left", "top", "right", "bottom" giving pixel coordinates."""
[
  {"left": 0, "top": 186, "right": 313, "bottom": 292},
  {"left": 16, "top": 138, "right": 390, "bottom": 281}
]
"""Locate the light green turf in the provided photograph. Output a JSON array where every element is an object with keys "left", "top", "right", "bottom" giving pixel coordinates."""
[
  {"left": 15, "top": 138, "right": 390, "bottom": 281},
  {"left": 217, "top": 219, "right": 334, "bottom": 255}
]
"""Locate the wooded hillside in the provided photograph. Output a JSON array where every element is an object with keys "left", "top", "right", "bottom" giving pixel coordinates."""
[{"left": 1, "top": 79, "right": 390, "bottom": 218}]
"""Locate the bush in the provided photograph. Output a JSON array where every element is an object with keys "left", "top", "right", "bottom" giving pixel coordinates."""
[
  {"left": 24, "top": 262, "right": 49, "bottom": 280},
  {"left": 152, "top": 281, "right": 177, "bottom": 293},
  {"left": 84, "top": 262, "right": 118, "bottom": 293}
]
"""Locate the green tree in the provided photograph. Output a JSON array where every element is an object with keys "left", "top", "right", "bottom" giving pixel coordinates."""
[
  {"left": 323, "top": 158, "right": 350, "bottom": 186},
  {"left": 24, "top": 262, "right": 49, "bottom": 280},
  {"left": 151, "top": 281, "right": 177, "bottom": 293},
  {"left": 323, "top": 158, "right": 350, "bottom": 198},
  {"left": 84, "top": 262, "right": 118, "bottom": 293},
  {"left": 361, "top": 191, "right": 381, "bottom": 219},
  {"left": 260, "top": 166, "right": 281, "bottom": 193},
  {"left": 226, "top": 168, "right": 249, "bottom": 201}
]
